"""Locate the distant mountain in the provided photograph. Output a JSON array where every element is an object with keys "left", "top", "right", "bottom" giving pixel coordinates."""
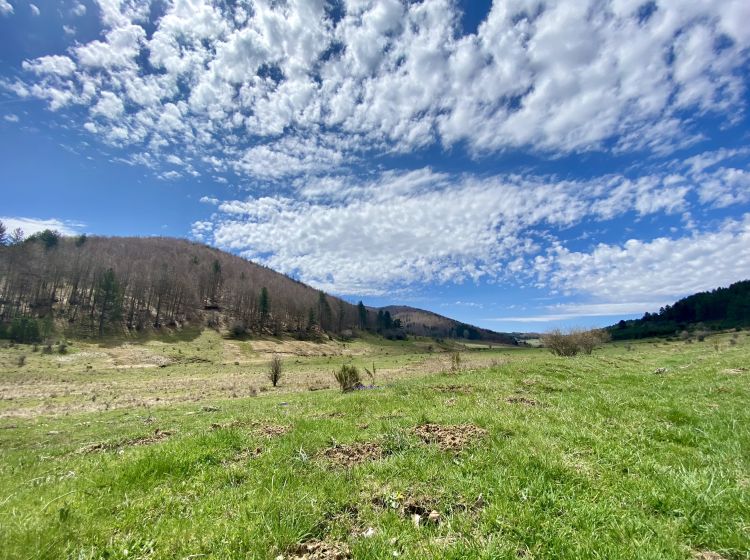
[
  {"left": 0, "top": 231, "right": 515, "bottom": 344},
  {"left": 607, "top": 280, "right": 750, "bottom": 340},
  {"left": 379, "top": 305, "right": 517, "bottom": 345}
]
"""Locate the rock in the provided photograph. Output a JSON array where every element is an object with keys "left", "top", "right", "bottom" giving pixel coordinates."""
[{"left": 427, "top": 510, "right": 441, "bottom": 525}]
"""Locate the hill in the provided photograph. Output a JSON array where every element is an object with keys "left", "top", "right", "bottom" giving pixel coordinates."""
[
  {"left": 380, "top": 305, "right": 517, "bottom": 345},
  {"left": 0, "top": 231, "right": 514, "bottom": 343},
  {"left": 607, "top": 280, "right": 750, "bottom": 339}
]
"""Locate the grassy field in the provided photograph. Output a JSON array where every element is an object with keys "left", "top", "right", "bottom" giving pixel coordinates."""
[{"left": 0, "top": 331, "right": 748, "bottom": 559}]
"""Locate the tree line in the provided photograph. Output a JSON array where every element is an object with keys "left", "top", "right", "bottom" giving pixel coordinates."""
[{"left": 608, "top": 280, "right": 750, "bottom": 340}]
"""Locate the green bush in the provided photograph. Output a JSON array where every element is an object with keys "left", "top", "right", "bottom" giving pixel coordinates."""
[{"left": 7, "top": 317, "right": 42, "bottom": 344}]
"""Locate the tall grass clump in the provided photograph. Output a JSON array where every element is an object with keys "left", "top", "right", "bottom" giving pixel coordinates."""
[
  {"left": 333, "top": 364, "right": 361, "bottom": 392},
  {"left": 268, "top": 354, "right": 283, "bottom": 387}
]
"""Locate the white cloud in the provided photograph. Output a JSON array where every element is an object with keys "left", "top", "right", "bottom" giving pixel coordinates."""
[
  {"left": 0, "top": 216, "right": 84, "bottom": 236},
  {"left": 29, "top": 3, "right": 38, "bottom": 16},
  {"left": 72, "top": 3, "right": 86, "bottom": 17},
  {"left": 193, "top": 166, "right": 713, "bottom": 295},
  {"left": 0, "top": 0, "right": 12, "bottom": 16},
  {"left": 4, "top": 114, "right": 19, "bottom": 122},
  {"left": 22, "top": 55, "right": 76, "bottom": 77},
  {"left": 491, "top": 302, "right": 670, "bottom": 323},
  {"left": 534, "top": 215, "right": 750, "bottom": 302},
  {"left": 8, "top": 0, "right": 750, "bottom": 179},
  {"left": 91, "top": 91, "right": 124, "bottom": 119}
]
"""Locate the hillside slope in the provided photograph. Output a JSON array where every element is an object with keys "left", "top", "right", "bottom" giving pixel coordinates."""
[
  {"left": 0, "top": 233, "right": 514, "bottom": 343},
  {"left": 381, "top": 305, "right": 517, "bottom": 345}
]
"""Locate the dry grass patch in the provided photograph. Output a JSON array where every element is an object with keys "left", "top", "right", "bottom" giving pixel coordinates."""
[{"left": 413, "top": 423, "right": 487, "bottom": 452}]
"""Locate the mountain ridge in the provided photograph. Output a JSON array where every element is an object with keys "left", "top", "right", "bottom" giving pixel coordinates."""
[{"left": 0, "top": 231, "right": 515, "bottom": 344}]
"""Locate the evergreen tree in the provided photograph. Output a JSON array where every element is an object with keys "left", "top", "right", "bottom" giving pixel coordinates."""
[
  {"left": 95, "top": 268, "right": 122, "bottom": 336},
  {"left": 258, "top": 287, "right": 270, "bottom": 329},
  {"left": 357, "top": 301, "right": 368, "bottom": 330}
]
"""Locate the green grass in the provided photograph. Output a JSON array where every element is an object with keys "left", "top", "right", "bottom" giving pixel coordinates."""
[{"left": 0, "top": 333, "right": 748, "bottom": 559}]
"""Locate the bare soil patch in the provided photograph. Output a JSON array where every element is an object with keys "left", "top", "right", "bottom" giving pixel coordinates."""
[
  {"left": 413, "top": 423, "right": 487, "bottom": 452},
  {"left": 279, "top": 539, "right": 350, "bottom": 560},
  {"left": 78, "top": 428, "right": 174, "bottom": 454},
  {"left": 721, "top": 367, "right": 746, "bottom": 375},
  {"left": 321, "top": 441, "right": 384, "bottom": 467},
  {"left": 255, "top": 424, "right": 290, "bottom": 438}
]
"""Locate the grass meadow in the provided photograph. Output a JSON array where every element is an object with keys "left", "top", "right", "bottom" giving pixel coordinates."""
[{"left": 0, "top": 331, "right": 748, "bottom": 559}]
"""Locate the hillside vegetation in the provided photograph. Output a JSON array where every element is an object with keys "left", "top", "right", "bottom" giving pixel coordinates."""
[
  {"left": 381, "top": 306, "right": 517, "bottom": 345},
  {"left": 0, "top": 232, "right": 511, "bottom": 344},
  {"left": 0, "top": 332, "right": 747, "bottom": 558},
  {"left": 609, "top": 280, "right": 750, "bottom": 339}
]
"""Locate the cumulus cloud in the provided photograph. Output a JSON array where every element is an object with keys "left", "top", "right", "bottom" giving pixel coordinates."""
[
  {"left": 29, "top": 3, "right": 38, "bottom": 16},
  {"left": 0, "top": 0, "right": 12, "bottom": 16},
  {"left": 4, "top": 114, "right": 19, "bottom": 122},
  {"left": 8, "top": 0, "right": 750, "bottom": 179},
  {"left": 0, "top": 216, "right": 84, "bottom": 236},
  {"left": 192, "top": 165, "right": 723, "bottom": 294},
  {"left": 534, "top": 215, "right": 750, "bottom": 302}
]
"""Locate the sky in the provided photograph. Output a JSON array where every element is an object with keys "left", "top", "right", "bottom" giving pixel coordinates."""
[{"left": 1, "top": 0, "right": 750, "bottom": 333}]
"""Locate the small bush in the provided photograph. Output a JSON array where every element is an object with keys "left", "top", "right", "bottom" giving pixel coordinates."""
[
  {"left": 541, "top": 329, "right": 581, "bottom": 356},
  {"left": 229, "top": 320, "right": 247, "bottom": 338},
  {"left": 17, "top": 355, "right": 26, "bottom": 367},
  {"left": 58, "top": 342, "right": 68, "bottom": 354},
  {"left": 541, "top": 328, "right": 610, "bottom": 357},
  {"left": 268, "top": 354, "right": 282, "bottom": 387},
  {"left": 334, "top": 364, "right": 361, "bottom": 392}
]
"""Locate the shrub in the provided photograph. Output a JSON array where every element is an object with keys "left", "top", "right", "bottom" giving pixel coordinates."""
[
  {"left": 333, "top": 364, "right": 361, "bottom": 392},
  {"left": 229, "top": 320, "right": 247, "bottom": 338},
  {"left": 17, "top": 355, "right": 26, "bottom": 367},
  {"left": 268, "top": 354, "right": 282, "bottom": 387},
  {"left": 7, "top": 317, "right": 42, "bottom": 344},
  {"left": 541, "top": 329, "right": 581, "bottom": 356},
  {"left": 573, "top": 329, "right": 611, "bottom": 355},
  {"left": 58, "top": 342, "right": 68, "bottom": 354}
]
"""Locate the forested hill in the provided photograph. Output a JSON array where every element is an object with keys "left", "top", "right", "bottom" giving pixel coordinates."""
[
  {"left": 607, "top": 280, "right": 750, "bottom": 340},
  {"left": 0, "top": 232, "right": 513, "bottom": 343},
  {"left": 380, "top": 306, "right": 517, "bottom": 345}
]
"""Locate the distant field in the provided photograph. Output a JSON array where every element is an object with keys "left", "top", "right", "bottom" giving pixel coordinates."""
[
  {"left": 0, "top": 332, "right": 518, "bottom": 418},
  {"left": 0, "top": 332, "right": 748, "bottom": 559}
]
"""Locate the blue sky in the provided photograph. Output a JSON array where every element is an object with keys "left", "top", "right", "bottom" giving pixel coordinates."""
[{"left": 1, "top": 0, "right": 749, "bottom": 332}]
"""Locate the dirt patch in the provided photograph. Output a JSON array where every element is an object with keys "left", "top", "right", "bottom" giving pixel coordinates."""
[
  {"left": 373, "top": 492, "right": 485, "bottom": 524},
  {"left": 413, "top": 423, "right": 487, "bottom": 452},
  {"left": 721, "top": 367, "right": 746, "bottom": 375},
  {"left": 321, "top": 441, "right": 384, "bottom": 467},
  {"left": 506, "top": 396, "right": 538, "bottom": 406},
  {"left": 78, "top": 428, "right": 174, "bottom": 453},
  {"left": 256, "top": 424, "right": 290, "bottom": 438},
  {"left": 432, "top": 384, "right": 474, "bottom": 394},
  {"left": 279, "top": 539, "right": 350, "bottom": 560}
]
